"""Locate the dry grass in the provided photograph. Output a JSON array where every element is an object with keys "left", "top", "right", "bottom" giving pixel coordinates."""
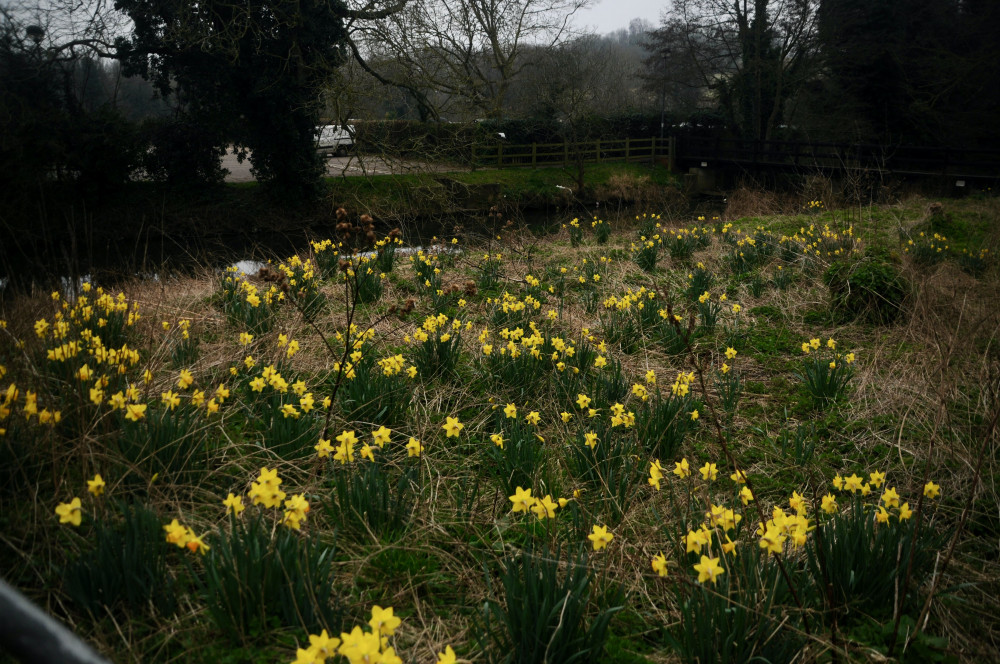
[{"left": 2, "top": 193, "right": 1000, "bottom": 663}]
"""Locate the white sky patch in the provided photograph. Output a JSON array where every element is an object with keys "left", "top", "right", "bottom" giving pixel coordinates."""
[{"left": 574, "top": 0, "right": 664, "bottom": 34}]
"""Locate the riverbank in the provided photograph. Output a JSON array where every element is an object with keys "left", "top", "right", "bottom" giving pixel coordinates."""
[{"left": 0, "top": 162, "right": 681, "bottom": 290}]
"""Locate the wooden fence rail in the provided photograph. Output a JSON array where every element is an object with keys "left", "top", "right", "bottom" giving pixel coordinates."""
[
  {"left": 472, "top": 136, "right": 674, "bottom": 169},
  {"left": 675, "top": 136, "right": 1000, "bottom": 178}
]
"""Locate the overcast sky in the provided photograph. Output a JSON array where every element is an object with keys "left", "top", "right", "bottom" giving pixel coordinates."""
[{"left": 575, "top": 0, "right": 666, "bottom": 34}]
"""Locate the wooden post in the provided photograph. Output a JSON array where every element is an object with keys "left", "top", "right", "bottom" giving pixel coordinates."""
[
  {"left": 531, "top": 143, "right": 537, "bottom": 169},
  {"left": 596, "top": 138, "right": 601, "bottom": 162},
  {"left": 668, "top": 136, "right": 677, "bottom": 172},
  {"left": 625, "top": 137, "right": 631, "bottom": 161},
  {"left": 564, "top": 141, "right": 569, "bottom": 166},
  {"left": 497, "top": 143, "right": 503, "bottom": 168}
]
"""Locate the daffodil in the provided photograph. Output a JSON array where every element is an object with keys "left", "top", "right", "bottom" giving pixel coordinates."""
[
  {"left": 442, "top": 416, "right": 464, "bottom": 437},
  {"left": 163, "top": 519, "right": 189, "bottom": 546},
  {"left": 436, "top": 645, "right": 457, "bottom": 664},
  {"left": 372, "top": 425, "right": 392, "bottom": 448},
  {"left": 530, "top": 494, "right": 558, "bottom": 520},
  {"left": 55, "top": 497, "right": 82, "bottom": 526},
  {"left": 315, "top": 438, "right": 333, "bottom": 458},
  {"left": 693, "top": 555, "right": 724, "bottom": 584},
  {"left": 673, "top": 458, "right": 690, "bottom": 479},
  {"left": 185, "top": 530, "right": 210, "bottom": 555},
  {"left": 881, "top": 486, "right": 900, "bottom": 508},
  {"left": 223, "top": 493, "right": 245, "bottom": 516},
  {"left": 651, "top": 553, "right": 668, "bottom": 577},
  {"left": 843, "top": 473, "right": 864, "bottom": 493},
  {"left": 923, "top": 481, "right": 941, "bottom": 499},
  {"left": 177, "top": 369, "right": 194, "bottom": 389},
  {"left": 87, "top": 474, "right": 105, "bottom": 497},
  {"left": 509, "top": 486, "right": 534, "bottom": 513},
  {"left": 124, "top": 403, "right": 147, "bottom": 422},
  {"left": 588, "top": 524, "right": 613, "bottom": 551}
]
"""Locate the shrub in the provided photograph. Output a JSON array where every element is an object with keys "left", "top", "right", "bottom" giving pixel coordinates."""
[
  {"left": 114, "top": 403, "right": 209, "bottom": 481},
  {"left": 411, "top": 314, "right": 464, "bottom": 378},
  {"left": 684, "top": 264, "right": 714, "bottom": 301},
  {"left": 346, "top": 257, "right": 385, "bottom": 304},
  {"left": 824, "top": 258, "right": 908, "bottom": 325},
  {"left": 478, "top": 252, "right": 505, "bottom": 291},
  {"left": 566, "top": 218, "right": 585, "bottom": 247}
]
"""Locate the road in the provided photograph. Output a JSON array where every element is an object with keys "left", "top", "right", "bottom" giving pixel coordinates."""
[{"left": 221, "top": 149, "right": 447, "bottom": 182}]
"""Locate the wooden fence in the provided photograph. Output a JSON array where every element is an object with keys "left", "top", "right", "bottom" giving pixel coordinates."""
[
  {"left": 471, "top": 136, "right": 674, "bottom": 169},
  {"left": 675, "top": 136, "right": 1000, "bottom": 178}
]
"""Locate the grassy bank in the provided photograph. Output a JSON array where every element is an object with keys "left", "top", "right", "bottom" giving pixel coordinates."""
[
  {"left": 1, "top": 192, "right": 999, "bottom": 663},
  {"left": 1, "top": 161, "right": 679, "bottom": 287}
]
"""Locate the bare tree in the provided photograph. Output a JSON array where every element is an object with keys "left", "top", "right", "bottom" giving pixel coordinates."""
[
  {"left": 351, "top": 0, "right": 591, "bottom": 121},
  {"left": 646, "top": 0, "right": 819, "bottom": 140}
]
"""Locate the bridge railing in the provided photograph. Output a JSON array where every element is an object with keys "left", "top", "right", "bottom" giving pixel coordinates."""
[
  {"left": 471, "top": 136, "right": 673, "bottom": 169},
  {"left": 676, "top": 136, "right": 1000, "bottom": 178}
]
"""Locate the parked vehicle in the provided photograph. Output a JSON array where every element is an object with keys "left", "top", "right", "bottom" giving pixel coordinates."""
[{"left": 315, "top": 124, "right": 355, "bottom": 157}]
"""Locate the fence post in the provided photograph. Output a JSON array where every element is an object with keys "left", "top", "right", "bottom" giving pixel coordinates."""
[
  {"left": 497, "top": 143, "right": 503, "bottom": 168},
  {"left": 596, "top": 138, "right": 601, "bottom": 162},
  {"left": 625, "top": 137, "right": 631, "bottom": 161},
  {"left": 531, "top": 143, "right": 537, "bottom": 169},
  {"left": 668, "top": 136, "right": 677, "bottom": 171},
  {"left": 564, "top": 141, "right": 569, "bottom": 166}
]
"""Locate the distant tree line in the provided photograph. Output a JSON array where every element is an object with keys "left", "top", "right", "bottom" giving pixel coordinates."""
[
  {"left": 642, "top": 0, "right": 1000, "bottom": 147},
  {"left": 1, "top": 0, "right": 996, "bottom": 206}
]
